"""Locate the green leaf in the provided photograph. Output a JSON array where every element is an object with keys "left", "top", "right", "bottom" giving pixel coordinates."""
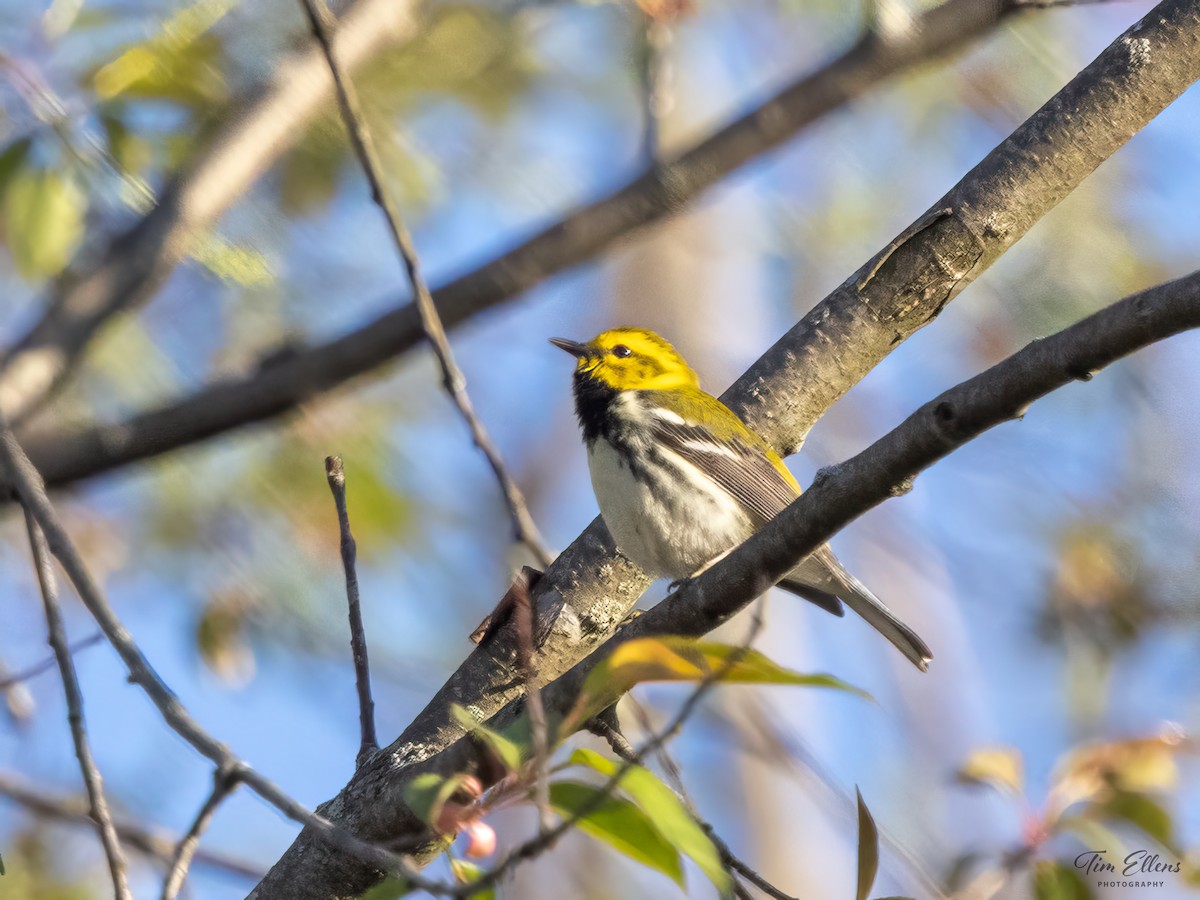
[
  {"left": 1100, "top": 791, "right": 1176, "bottom": 851},
  {"left": 99, "top": 113, "right": 150, "bottom": 175},
  {"left": 402, "top": 772, "right": 471, "bottom": 832},
  {"left": 1058, "top": 817, "right": 1126, "bottom": 862},
  {"left": 570, "top": 748, "right": 731, "bottom": 896},
  {"left": 856, "top": 788, "right": 879, "bottom": 900},
  {"left": 563, "top": 637, "right": 868, "bottom": 733},
  {"left": 0, "top": 138, "right": 32, "bottom": 195},
  {"left": 450, "top": 704, "right": 524, "bottom": 772},
  {"left": 3, "top": 168, "right": 85, "bottom": 280},
  {"left": 191, "top": 233, "right": 274, "bottom": 287},
  {"left": 549, "top": 781, "right": 683, "bottom": 886},
  {"left": 1034, "top": 861, "right": 1092, "bottom": 900},
  {"left": 360, "top": 876, "right": 409, "bottom": 900},
  {"left": 448, "top": 857, "right": 496, "bottom": 900}
]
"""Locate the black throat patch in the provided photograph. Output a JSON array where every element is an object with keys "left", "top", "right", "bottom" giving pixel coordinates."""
[{"left": 572, "top": 370, "right": 619, "bottom": 445}]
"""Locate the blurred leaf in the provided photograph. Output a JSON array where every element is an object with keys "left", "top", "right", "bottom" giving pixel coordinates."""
[
  {"left": 191, "top": 233, "right": 274, "bottom": 287},
  {"left": 360, "top": 877, "right": 408, "bottom": 900},
  {"left": 570, "top": 748, "right": 731, "bottom": 896},
  {"left": 856, "top": 788, "right": 879, "bottom": 900},
  {"left": 402, "top": 772, "right": 472, "bottom": 832},
  {"left": 0, "top": 829, "right": 93, "bottom": 899},
  {"left": 943, "top": 852, "right": 984, "bottom": 893},
  {"left": 1058, "top": 817, "right": 1125, "bottom": 862},
  {"left": 448, "top": 857, "right": 494, "bottom": 900},
  {"left": 0, "top": 138, "right": 32, "bottom": 195},
  {"left": 549, "top": 781, "right": 683, "bottom": 886},
  {"left": 562, "top": 636, "right": 867, "bottom": 733},
  {"left": 276, "top": 4, "right": 535, "bottom": 217},
  {"left": 366, "top": 6, "right": 535, "bottom": 118},
  {"left": 1100, "top": 791, "right": 1176, "bottom": 851},
  {"left": 3, "top": 168, "right": 85, "bottom": 280},
  {"left": 1034, "top": 860, "right": 1092, "bottom": 900},
  {"left": 196, "top": 590, "right": 256, "bottom": 685},
  {"left": 93, "top": 0, "right": 234, "bottom": 105},
  {"left": 636, "top": 0, "right": 695, "bottom": 20},
  {"left": 277, "top": 119, "right": 347, "bottom": 216},
  {"left": 100, "top": 112, "right": 151, "bottom": 175},
  {"left": 450, "top": 704, "right": 524, "bottom": 773},
  {"left": 958, "top": 746, "right": 1024, "bottom": 797},
  {"left": 1048, "top": 729, "right": 1187, "bottom": 814}
]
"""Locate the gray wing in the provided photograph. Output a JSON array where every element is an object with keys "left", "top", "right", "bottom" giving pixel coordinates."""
[
  {"left": 648, "top": 415, "right": 846, "bottom": 618},
  {"left": 647, "top": 418, "right": 795, "bottom": 526}
]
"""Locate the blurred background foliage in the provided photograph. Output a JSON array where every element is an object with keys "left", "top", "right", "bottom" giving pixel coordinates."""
[{"left": 0, "top": 0, "right": 1198, "bottom": 897}]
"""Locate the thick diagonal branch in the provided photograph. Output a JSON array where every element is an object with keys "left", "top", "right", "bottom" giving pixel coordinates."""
[
  {"left": 15, "top": 0, "right": 1025, "bottom": 489},
  {"left": 310, "top": 268, "right": 1200, "bottom": 897},
  {"left": 250, "top": 3, "right": 1200, "bottom": 896}
]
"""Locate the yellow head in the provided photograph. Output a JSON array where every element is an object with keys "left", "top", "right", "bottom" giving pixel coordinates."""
[{"left": 550, "top": 327, "right": 699, "bottom": 392}]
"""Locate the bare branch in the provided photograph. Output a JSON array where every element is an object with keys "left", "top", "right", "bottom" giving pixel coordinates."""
[
  {"left": 511, "top": 572, "right": 552, "bottom": 832},
  {"left": 0, "top": 418, "right": 456, "bottom": 896},
  {"left": 325, "top": 455, "right": 378, "bottom": 768},
  {"left": 300, "top": 0, "right": 552, "bottom": 567},
  {"left": 160, "top": 765, "right": 242, "bottom": 900},
  {"left": 0, "top": 632, "right": 103, "bottom": 690},
  {"left": 0, "top": 772, "right": 262, "bottom": 881},
  {"left": 21, "top": 507, "right": 131, "bottom": 900},
  {"left": 0, "top": 0, "right": 421, "bottom": 423},
  {"left": 14, "top": 0, "right": 1029, "bottom": 493},
  {"left": 251, "top": 3, "right": 1200, "bottom": 893},
  {"left": 465, "top": 268, "right": 1200, "bottom": 898},
  {"left": 269, "top": 260, "right": 1200, "bottom": 897}
]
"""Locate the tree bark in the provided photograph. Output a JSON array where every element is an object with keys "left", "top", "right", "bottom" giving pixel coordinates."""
[
  {"left": 11, "top": 0, "right": 1023, "bottom": 489},
  {"left": 249, "top": 3, "right": 1200, "bottom": 897}
]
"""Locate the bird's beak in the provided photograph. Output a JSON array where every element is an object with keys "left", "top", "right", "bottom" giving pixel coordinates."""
[{"left": 549, "top": 337, "right": 589, "bottom": 359}]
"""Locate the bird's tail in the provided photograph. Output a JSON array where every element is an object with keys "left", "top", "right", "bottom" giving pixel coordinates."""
[{"left": 779, "top": 551, "right": 933, "bottom": 671}]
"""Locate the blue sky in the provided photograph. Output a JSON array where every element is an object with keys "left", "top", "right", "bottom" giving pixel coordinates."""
[{"left": 1, "top": 0, "right": 1198, "bottom": 897}]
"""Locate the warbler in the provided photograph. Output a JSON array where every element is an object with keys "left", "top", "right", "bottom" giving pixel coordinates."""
[{"left": 551, "top": 327, "right": 932, "bottom": 671}]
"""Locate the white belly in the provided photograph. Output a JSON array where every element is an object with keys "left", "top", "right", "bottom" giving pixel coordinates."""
[{"left": 587, "top": 438, "right": 753, "bottom": 579}]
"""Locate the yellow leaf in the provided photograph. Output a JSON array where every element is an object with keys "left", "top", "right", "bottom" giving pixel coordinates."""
[
  {"left": 561, "top": 637, "right": 866, "bottom": 734},
  {"left": 1048, "top": 727, "right": 1188, "bottom": 816},
  {"left": 958, "top": 746, "right": 1024, "bottom": 797}
]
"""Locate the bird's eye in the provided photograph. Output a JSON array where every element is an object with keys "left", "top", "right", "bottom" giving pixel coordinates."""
[{"left": 611, "top": 344, "right": 632, "bottom": 359}]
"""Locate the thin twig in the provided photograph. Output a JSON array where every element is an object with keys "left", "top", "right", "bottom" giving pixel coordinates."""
[
  {"left": 511, "top": 572, "right": 552, "bottom": 832},
  {"left": 0, "top": 772, "right": 263, "bottom": 882},
  {"left": 709, "top": 826, "right": 800, "bottom": 900},
  {"left": 0, "top": 632, "right": 104, "bottom": 689},
  {"left": 299, "top": 0, "right": 552, "bottom": 568},
  {"left": 12, "top": 0, "right": 1037, "bottom": 495},
  {"left": 585, "top": 707, "right": 637, "bottom": 763},
  {"left": 325, "top": 455, "right": 378, "bottom": 767},
  {"left": 160, "top": 764, "right": 243, "bottom": 900},
  {"left": 0, "top": 419, "right": 456, "bottom": 897},
  {"left": 21, "top": 507, "right": 132, "bottom": 900}
]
